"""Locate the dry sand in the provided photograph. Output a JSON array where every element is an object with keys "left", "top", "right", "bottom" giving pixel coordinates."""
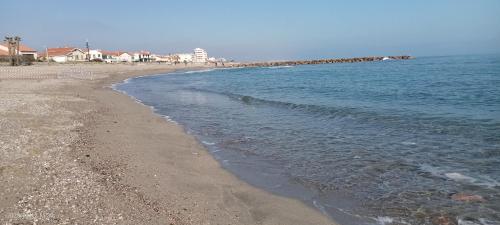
[{"left": 0, "top": 63, "right": 336, "bottom": 225}]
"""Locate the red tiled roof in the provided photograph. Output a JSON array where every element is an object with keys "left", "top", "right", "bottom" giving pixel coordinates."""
[
  {"left": 101, "top": 50, "right": 125, "bottom": 56},
  {"left": 44, "top": 47, "right": 81, "bottom": 57},
  {"left": 0, "top": 48, "right": 8, "bottom": 56},
  {"left": 19, "top": 44, "right": 36, "bottom": 52},
  {"left": 1, "top": 42, "right": 37, "bottom": 52}
]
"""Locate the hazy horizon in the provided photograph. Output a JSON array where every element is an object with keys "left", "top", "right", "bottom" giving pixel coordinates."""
[{"left": 1, "top": 0, "right": 499, "bottom": 61}]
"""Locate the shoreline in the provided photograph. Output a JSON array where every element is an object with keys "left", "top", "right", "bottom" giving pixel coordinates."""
[
  {"left": 108, "top": 67, "right": 340, "bottom": 224},
  {"left": 0, "top": 64, "right": 337, "bottom": 224},
  {"left": 113, "top": 69, "right": 370, "bottom": 225}
]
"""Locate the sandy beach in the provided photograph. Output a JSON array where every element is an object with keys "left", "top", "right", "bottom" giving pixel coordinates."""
[{"left": 0, "top": 64, "right": 336, "bottom": 225}]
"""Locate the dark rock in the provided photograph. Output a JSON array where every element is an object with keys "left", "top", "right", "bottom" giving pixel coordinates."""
[{"left": 236, "top": 56, "right": 413, "bottom": 68}]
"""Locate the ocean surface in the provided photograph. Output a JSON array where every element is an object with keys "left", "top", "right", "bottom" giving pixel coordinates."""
[{"left": 115, "top": 55, "right": 500, "bottom": 225}]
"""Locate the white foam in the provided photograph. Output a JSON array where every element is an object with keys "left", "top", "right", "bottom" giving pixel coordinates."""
[
  {"left": 122, "top": 77, "right": 132, "bottom": 84},
  {"left": 401, "top": 141, "right": 417, "bottom": 145},
  {"left": 420, "top": 164, "right": 500, "bottom": 188},
  {"left": 475, "top": 175, "right": 500, "bottom": 188},
  {"left": 157, "top": 112, "right": 179, "bottom": 125},
  {"left": 458, "top": 219, "right": 482, "bottom": 225},
  {"left": 312, "top": 200, "right": 329, "bottom": 216},
  {"left": 445, "top": 172, "right": 477, "bottom": 183},
  {"left": 266, "top": 65, "right": 295, "bottom": 69},
  {"left": 375, "top": 216, "right": 394, "bottom": 225},
  {"left": 372, "top": 216, "right": 411, "bottom": 225},
  {"left": 444, "top": 172, "right": 500, "bottom": 188},
  {"left": 202, "top": 141, "right": 215, "bottom": 146},
  {"left": 419, "top": 164, "right": 443, "bottom": 177},
  {"left": 478, "top": 218, "right": 497, "bottom": 225},
  {"left": 183, "top": 68, "right": 216, "bottom": 74}
]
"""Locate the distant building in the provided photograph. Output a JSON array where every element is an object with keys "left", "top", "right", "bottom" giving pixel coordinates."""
[
  {"left": 101, "top": 51, "right": 151, "bottom": 63},
  {"left": 0, "top": 42, "right": 38, "bottom": 60},
  {"left": 101, "top": 50, "right": 121, "bottom": 63},
  {"left": 118, "top": 52, "right": 133, "bottom": 62},
  {"left": 208, "top": 57, "right": 227, "bottom": 63},
  {"left": 152, "top": 54, "right": 170, "bottom": 63},
  {"left": 42, "top": 47, "right": 86, "bottom": 63},
  {"left": 86, "top": 49, "right": 103, "bottom": 61},
  {"left": 193, "top": 48, "right": 208, "bottom": 63},
  {"left": 132, "top": 51, "right": 151, "bottom": 62},
  {"left": 176, "top": 53, "right": 193, "bottom": 63}
]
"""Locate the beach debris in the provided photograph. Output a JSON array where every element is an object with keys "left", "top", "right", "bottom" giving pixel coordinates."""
[{"left": 450, "top": 193, "right": 485, "bottom": 202}]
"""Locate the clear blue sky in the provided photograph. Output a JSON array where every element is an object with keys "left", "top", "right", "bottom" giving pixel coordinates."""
[{"left": 1, "top": 0, "right": 499, "bottom": 61}]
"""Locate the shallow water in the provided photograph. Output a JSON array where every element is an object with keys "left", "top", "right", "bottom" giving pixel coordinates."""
[{"left": 116, "top": 55, "right": 500, "bottom": 225}]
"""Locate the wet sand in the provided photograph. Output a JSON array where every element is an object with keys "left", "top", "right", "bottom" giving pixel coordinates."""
[{"left": 0, "top": 64, "right": 336, "bottom": 224}]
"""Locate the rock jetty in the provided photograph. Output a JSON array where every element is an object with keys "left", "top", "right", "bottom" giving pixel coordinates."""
[{"left": 232, "top": 56, "right": 413, "bottom": 68}]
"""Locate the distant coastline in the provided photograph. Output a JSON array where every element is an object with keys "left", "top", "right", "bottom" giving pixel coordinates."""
[{"left": 0, "top": 55, "right": 413, "bottom": 70}]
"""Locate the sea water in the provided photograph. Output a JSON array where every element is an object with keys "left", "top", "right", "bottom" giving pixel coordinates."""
[{"left": 116, "top": 55, "right": 500, "bottom": 225}]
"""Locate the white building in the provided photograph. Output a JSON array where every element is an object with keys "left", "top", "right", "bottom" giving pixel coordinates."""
[
  {"left": 176, "top": 53, "right": 193, "bottom": 63},
  {"left": 87, "top": 49, "right": 103, "bottom": 61},
  {"left": 152, "top": 54, "right": 170, "bottom": 63},
  {"left": 42, "top": 47, "right": 86, "bottom": 63},
  {"left": 208, "top": 57, "right": 227, "bottom": 63},
  {"left": 118, "top": 52, "right": 133, "bottom": 62},
  {"left": 193, "top": 48, "right": 208, "bottom": 63},
  {"left": 101, "top": 50, "right": 121, "bottom": 63},
  {"left": 132, "top": 51, "right": 151, "bottom": 62},
  {"left": 0, "top": 42, "right": 38, "bottom": 60}
]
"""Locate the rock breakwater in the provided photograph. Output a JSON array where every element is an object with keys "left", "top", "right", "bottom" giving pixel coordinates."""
[{"left": 233, "top": 56, "right": 413, "bottom": 68}]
